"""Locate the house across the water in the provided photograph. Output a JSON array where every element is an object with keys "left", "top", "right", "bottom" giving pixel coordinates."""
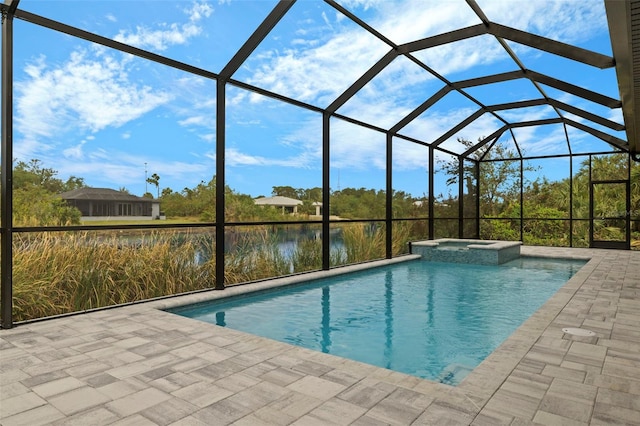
[
  {"left": 60, "top": 188, "right": 164, "bottom": 221},
  {"left": 254, "top": 196, "right": 303, "bottom": 215},
  {"left": 254, "top": 196, "right": 323, "bottom": 216}
]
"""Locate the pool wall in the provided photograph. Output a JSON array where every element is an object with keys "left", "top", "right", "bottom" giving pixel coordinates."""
[{"left": 411, "top": 238, "right": 522, "bottom": 265}]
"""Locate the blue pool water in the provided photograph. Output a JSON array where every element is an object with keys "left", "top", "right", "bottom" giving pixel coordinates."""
[{"left": 168, "top": 257, "right": 585, "bottom": 385}]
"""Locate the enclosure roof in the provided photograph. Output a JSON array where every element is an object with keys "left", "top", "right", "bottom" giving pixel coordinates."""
[{"left": 1, "top": 0, "right": 633, "bottom": 165}]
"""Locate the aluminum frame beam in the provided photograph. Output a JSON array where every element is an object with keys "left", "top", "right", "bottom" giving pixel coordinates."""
[
  {"left": 462, "top": 127, "right": 508, "bottom": 158},
  {"left": 528, "top": 70, "right": 621, "bottom": 108},
  {"left": 452, "top": 69, "right": 621, "bottom": 108},
  {"left": 12, "top": 9, "right": 219, "bottom": 81},
  {"left": 565, "top": 118, "right": 629, "bottom": 151},
  {"left": 431, "top": 109, "right": 485, "bottom": 147},
  {"left": 219, "top": 0, "right": 295, "bottom": 79},
  {"left": 549, "top": 99, "right": 625, "bottom": 131},
  {"left": 461, "top": 116, "right": 627, "bottom": 159},
  {"left": 327, "top": 49, "right": 398, "bottom": 113},
  {"left": 1, "top": 0, "right": 18, "bottom": 329},
  {"left": 487, "top": 22, "right": 615, "bottom": 69},
  {"left": 390, "top": 86, "right": 453, "bottom": 133},
  {"left": 398, "top": 24, "right": 487, "bottom": 54},
  {"left": 427, "top": 96, "right": 625, "bottom": 155}
]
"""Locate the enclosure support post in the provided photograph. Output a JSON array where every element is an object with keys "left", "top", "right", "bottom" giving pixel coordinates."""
[
  {"left": 627, "top": 155, "right": 632, "bottom": 249},
  {"left": 213, "top": 0, "right": 294, "bottom": 286},
  {"left": 386, "top": 133, "right": 393, "bottom": 258},
  {"left": 322, "top": 113, "right": 330, "bottom": 270},
  {"left": 569, "top": 156, "right": 573, "bottom": 247},
  {"left": 214, "top": 79, "right": 226, "bottom": 290},
  {"left": 1, "top": 4, "right": 16, "bottom": 328},
  {"left": 475, "top": 160, "right": 480, "bottom": 238},
  {"left": 588, "top": 155, "right": 593, "bottom": 245},
  {"left": 519, "top": 158, "right": 524, "bottom": 243},
  {"left": 428, "top": 146, "right": 435, "bottom": 239},
  {"left": 458, "top": 155, "right": 464, "bottom": 238}
]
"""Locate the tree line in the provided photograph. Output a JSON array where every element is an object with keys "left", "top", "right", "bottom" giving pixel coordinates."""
[{"left": 4, "top": 146, "right": 639, "bottom": 249}]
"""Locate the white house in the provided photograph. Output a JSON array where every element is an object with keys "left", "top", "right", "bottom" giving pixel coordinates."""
[{"left": 254, "top": 196, "right": 303, "bottom": 214}]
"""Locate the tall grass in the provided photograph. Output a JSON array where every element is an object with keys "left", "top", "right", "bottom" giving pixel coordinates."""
[
  {"left": 343, "top": 223, "right": 385, "bottom": 264},
  {"left": 11, "top": 231, "right": 214, "bottom": 321},
  {"left": 290, "top": 238, "right": 322, "bottom": 272},
  {"left": 224, "top": 230, "right": 290, "bottom": 285},
  {"left": 7, "top": 224, "right": 414, "bottom": 322}
]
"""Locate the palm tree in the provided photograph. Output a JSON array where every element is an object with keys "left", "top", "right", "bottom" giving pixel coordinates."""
[{"left": 147, "top": 173, "right": 160, "bottom": 198}]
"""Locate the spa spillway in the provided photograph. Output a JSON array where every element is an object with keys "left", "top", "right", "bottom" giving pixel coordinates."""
[{"left": 410, "top": 238, "right": 522, "bottom": 265}]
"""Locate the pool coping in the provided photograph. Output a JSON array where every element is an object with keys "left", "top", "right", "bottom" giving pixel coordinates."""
[{"left": 152, "top": 254, "right": 422, "bottom": 312}]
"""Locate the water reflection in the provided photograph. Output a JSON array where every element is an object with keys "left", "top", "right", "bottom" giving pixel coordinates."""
[
  {"left": 321, "top": 286, "right": 331, "bottom": 353},
  {"left": 384, "top": 270, "right": 393, "bottom": 369}
]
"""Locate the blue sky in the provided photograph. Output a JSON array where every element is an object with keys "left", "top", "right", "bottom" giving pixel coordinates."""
[{"left": 11, "top": 0, "right": 624, "bottom": 199}]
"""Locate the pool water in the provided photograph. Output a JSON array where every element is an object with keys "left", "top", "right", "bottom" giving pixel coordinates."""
[{"left": 168, "top": 257, "right": 586, "bottom": 385}]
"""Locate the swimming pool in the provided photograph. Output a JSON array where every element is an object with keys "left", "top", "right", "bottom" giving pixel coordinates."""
[{"left": 167, "top": 257, "right": 586, "bottom": 385}]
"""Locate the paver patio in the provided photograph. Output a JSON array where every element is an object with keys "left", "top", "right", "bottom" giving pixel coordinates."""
[{"left": 1, "top": 246, "right": 639, "bottom": 425}]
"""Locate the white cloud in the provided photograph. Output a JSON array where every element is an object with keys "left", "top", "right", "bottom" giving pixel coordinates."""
[
  {"left": 105, "top": 14, "right": 117, "bottom": 23},
  {"left": 185, "top": 1, "right": 213, "bottom": 22},
  {"left": 499, "top": 105, "right": 557, "bottom": 123},
  {"left": 178, "top": 116, "right": 208, "bottom": 127},
  {"left": 224, "top": 146, "right": 318, "bottom": 169},
  {"left": 245, "top": 19, "right": 390, "bottom": 106},
  {"left": 114, "top": 23, "right": 202, "bottom": 51},
  {"left": 15, "top": 50, "right": 171, "bottom": 141},
  {"left": 372, "top": 0, "right": 481, "bottom": 44},
  {"left": 515, "top": 124, "right": 570, "bottom": 156},
  {"left": 114, "top": 1, "right": 212, "bottom": 51},
  {"left": 338, "top": 0, "right": 386, "bottom": 11},
  {"left": 607, "top": 108, "right": 623, "bottom": 124},
  {"left": 478, "top": 0, "right": 607, "bottom": 44},
  {"left": 325, "top": 120, "right": 386, "bottom": 170},
  {"left": 55, "top": 149, "right": 212, "bottom": 190},
  {"left": 63, "top": 140, "right": 86, "bottom": 159},
  {"left": 200, "top": 133, "right": 216, "bottom": 143}
]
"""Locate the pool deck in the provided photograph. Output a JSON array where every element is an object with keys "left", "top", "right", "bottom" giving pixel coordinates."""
[{"left": 1, "top": 246, "right": 639, "bottom": 425}]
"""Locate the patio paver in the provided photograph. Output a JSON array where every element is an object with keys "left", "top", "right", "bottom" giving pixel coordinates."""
[{"left": 1, "top": 247, "right": 639, "bottom": 425}]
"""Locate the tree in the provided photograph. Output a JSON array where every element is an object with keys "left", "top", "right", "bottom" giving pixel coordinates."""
[
  {"left": 147, "top": 173, "right": 160, "bottom": 198},
  {"left": 272, "top": 186, "right": 298, "bottom": 199},
  {"left": 62, "top": 176, "right": 85, "bottom": 192},
  {"left": 439, "top": 138, "right": 538, "bottom": 218},
  {"left": 7, "top": 159, "right": 82, "bottom": 226}
]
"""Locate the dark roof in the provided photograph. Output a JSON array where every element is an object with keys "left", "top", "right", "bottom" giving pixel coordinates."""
[
  {"left": 606, "top": 0, "right": 640, "bottom": 159},
  {"left": 60, "top": 188, "right": 153, "bottom": 203}
]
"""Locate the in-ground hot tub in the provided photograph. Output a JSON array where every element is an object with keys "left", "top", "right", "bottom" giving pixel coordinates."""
[{"left": 410, "top": 238, "right": 522, "bottom": 265}]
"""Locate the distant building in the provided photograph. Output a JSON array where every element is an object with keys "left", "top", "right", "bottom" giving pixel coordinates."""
[
  {"left": 254, "top": 196, "right": 303, "bottom": 215},
  {"left": 60, "top": 188, "right": 163, "bottom": 221},
  {"left": 311, "top": 201, "right": 322, "bottom": 216}
]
